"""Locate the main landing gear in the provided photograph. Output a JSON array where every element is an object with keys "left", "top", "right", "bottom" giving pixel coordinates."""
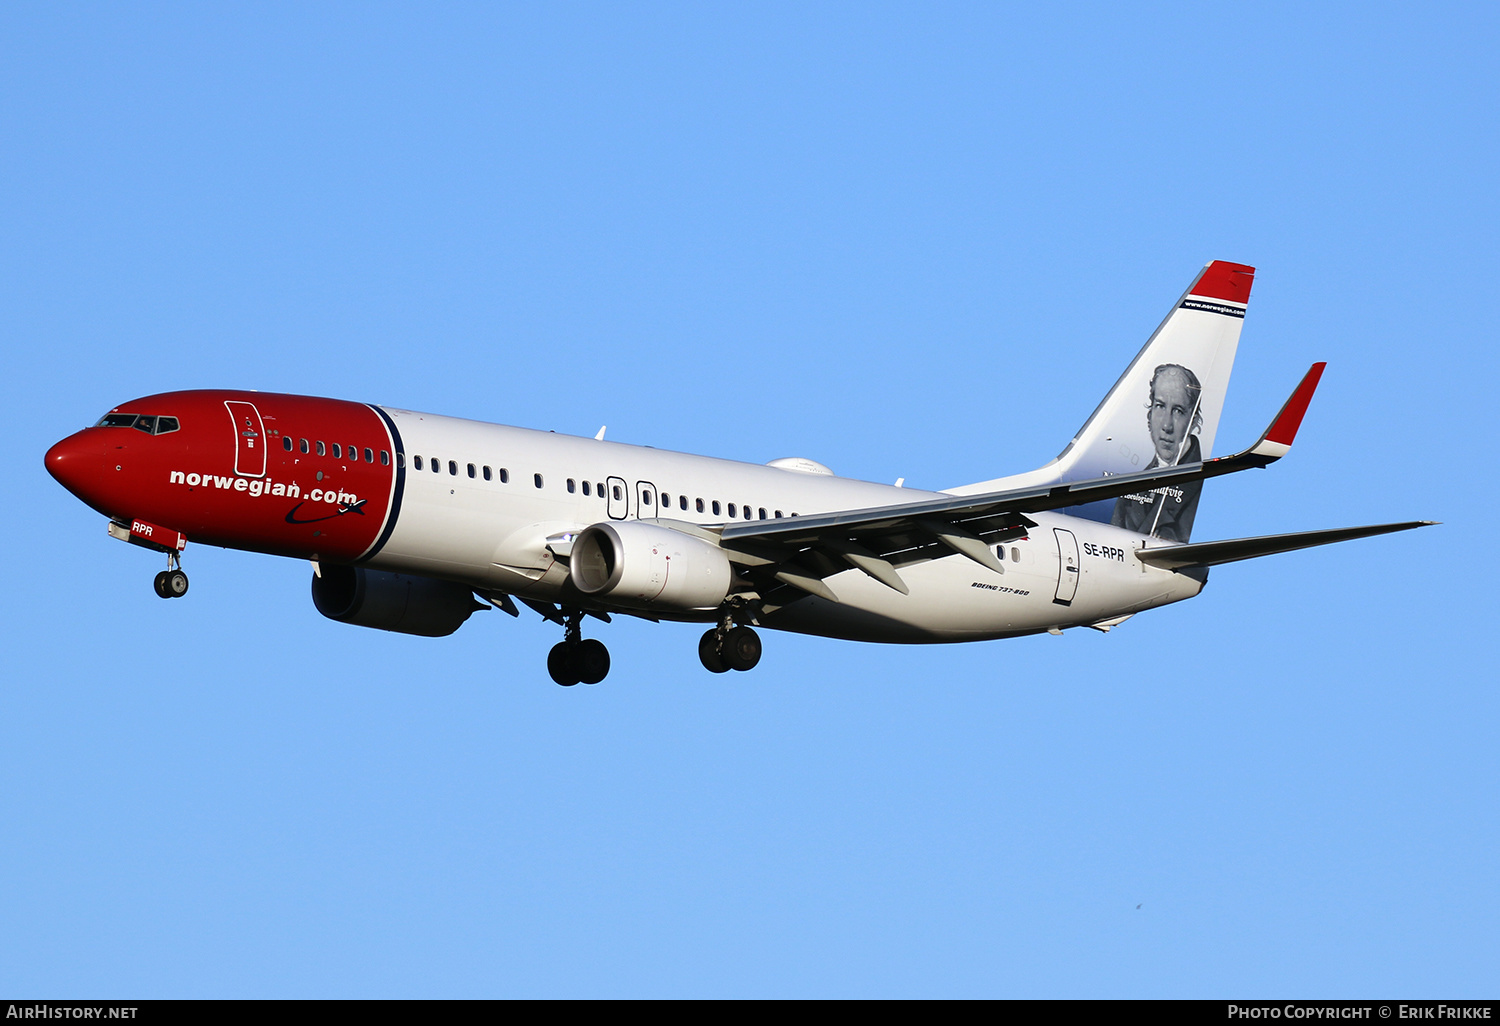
[
  {"left": 152, "top": 552, "right": 189, "bottom": 599},
  {"left": 548, "top": 609, "right": 611, "bottom": 687},
  {"left": 699, "top": 609, "right": 762, "bottom": 674},
  {"left": 542, "top": 606, "right": 762, "bottom": 685}
]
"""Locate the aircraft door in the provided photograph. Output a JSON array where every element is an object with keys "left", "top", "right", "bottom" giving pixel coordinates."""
[
  {"left": 636, "top": 481, "right": 658, "bottom": 520},
  {"left": 1053, "top": 528, "right": 1080, "bottom": 605},
  {"left": 224, "top": 400, "right": 266, "bottom": 478},
  {"left": 606, "top": 476, "right": 628, "bottom": 520}
]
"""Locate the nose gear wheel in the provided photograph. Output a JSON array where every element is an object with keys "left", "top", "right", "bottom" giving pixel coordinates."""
[{"left": 153, "top": 552, "right": 189, "bottom": 599}]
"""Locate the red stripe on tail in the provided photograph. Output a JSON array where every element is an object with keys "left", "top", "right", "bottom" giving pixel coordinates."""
[{"left": 1191, "top": 261, "right": 1256, "bottom": 304}]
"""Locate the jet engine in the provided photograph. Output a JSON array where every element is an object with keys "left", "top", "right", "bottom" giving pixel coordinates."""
[
  {"left": 311, "top": 565, "right": 483, "bottom": 637},
  {"left": 570, "top": 521, "right": 731, "bottom": 611}
]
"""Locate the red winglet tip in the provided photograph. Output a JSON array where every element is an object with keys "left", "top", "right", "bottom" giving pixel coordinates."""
[
  {"left": 1191, "top": 260, "right": 1256, "bottom": 304},
  {"left": 1264, "top": 362, "right": 1326, "bottom": 446}
]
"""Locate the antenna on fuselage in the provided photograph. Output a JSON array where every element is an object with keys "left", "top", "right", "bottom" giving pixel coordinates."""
[{"left": 595, "top": 426, "right": 606, "bottom": 441}]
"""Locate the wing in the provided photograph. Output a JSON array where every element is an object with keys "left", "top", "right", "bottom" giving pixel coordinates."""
[{"left": 661, "top": 364, "right": 1328, "bottom": 606}]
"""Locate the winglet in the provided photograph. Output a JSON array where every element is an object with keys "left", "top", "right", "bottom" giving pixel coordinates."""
[{"left": 1249, "top": 362, "right": 1326, "bottom": 459}]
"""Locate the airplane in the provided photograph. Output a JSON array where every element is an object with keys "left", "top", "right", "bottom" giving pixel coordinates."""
[{"left": 44, "top": 260, "right": 1432, "bottom": 686}]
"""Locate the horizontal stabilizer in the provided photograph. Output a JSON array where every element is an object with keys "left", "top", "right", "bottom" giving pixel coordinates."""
[{"left": 1136, "top": 521, "right": 1436, "bottom": 570}]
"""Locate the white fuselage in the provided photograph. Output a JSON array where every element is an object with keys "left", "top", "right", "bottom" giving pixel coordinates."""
[{"left": 367, "top": 408, "right": 1205, "bottom": 643}]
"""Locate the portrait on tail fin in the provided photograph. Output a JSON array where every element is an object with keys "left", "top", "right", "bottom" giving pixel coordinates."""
[{"left": 1111, "top": 363, "right": 1204, "bottom": 542}]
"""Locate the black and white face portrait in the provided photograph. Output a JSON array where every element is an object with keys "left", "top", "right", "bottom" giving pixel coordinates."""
[
  {"left": 1146, "top": 364, "right": 1203, "bottom": 466},
  {"left": 1110, "top": 363, "right": 1209, "bottom": 542}
]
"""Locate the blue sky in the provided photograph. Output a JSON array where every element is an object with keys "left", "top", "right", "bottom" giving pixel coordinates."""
[{"left": 2, "top": 3, "right": 1495, "bottom": 997}]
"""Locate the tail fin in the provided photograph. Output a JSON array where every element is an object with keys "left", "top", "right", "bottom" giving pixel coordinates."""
[{"left": 951, "top": 260, "right": 1256, "bottom": 542}]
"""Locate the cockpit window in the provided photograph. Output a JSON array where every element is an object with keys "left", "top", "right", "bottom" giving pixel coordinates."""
[{"left": 96, "top": 413, "right": 180, "bottom": 434}]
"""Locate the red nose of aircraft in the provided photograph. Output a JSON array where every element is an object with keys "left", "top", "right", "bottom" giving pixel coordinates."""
[{"left": 46, "top": 430, "right": 109, "bottom": 511}]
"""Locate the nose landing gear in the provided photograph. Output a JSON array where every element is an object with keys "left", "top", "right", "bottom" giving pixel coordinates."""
[
  {"left": 152, "top": 553, "right": 189, "bottom": 599},
  {"left": 699, "top": 608, "right": 762, "bottom": 673},
  {"left": 548, "top": 609, "right": 611, "bottom": 686}
]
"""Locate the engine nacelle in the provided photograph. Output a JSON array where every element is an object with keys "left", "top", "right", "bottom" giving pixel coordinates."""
[
  {"left": 311, "top": 565, "right": 482, "bottom": 637},
  {"left": 570, "top": 521, "right": 732, "bottom": 611}
]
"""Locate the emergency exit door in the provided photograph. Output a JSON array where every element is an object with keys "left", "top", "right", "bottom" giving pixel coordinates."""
[
  {"left": 1053, "top": 528, "right": 1080, "bottom": 605},
  {"left": 606, "top": 476, "right": 628, "bottom": 519},
  {"left": 637, "top": 481, "right": 658, "bottom": 519}
]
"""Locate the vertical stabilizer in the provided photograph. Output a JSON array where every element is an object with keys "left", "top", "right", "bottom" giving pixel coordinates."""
[{"left": 950, "top": 260, "right": 1255, "bottom": 542}]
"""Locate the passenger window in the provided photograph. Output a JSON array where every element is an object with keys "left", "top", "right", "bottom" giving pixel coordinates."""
[
  {"left": 449, "top": 460, "right": 457, "bottom": 476},
  {"left": 612, "top": 484, "right": 622, "bottom": 500},
  {"left": 774, "top": 510, "right": 783, "bottom": 518},
  {"left": 300, "top": 438, "right": 310, "bottom": 454},
  {"left": 414, "top": 455, "right": 423, "bottom": 471},
  {"left": 661, "top": 492, "right": 669, "bottom": 507},
  {"left": 365, "top": 448, "right": 374, "bottom": 463},
  {"left": 432, "top": 458, "right": 440, "bottom": 473},
  {"left": 712, "top": 501, "right": 720, "bottom": 516},
  {"left": 581, "top": 480, "right": 590, "bottom": 496},
  {"left": 728, "top": 503, "right": 736, "bottom": 517},
  {"left": 467, "top": 463, "right": 476, "bottom": 478},
  {"left": 567, "top": 479, "right": 576, "bottom": 493},
  {"left": 696, "top": 498, "right": 704, "bottom": 513},
  {"left": 759, "top": 507, "right": 767, "bottom": 520},
  {"left": 680, "top": 495, "right": 688, "bottom": 511},
  {"left": 744, "top": 506, "right": 753, "bottom": 520},
  {"left": 500, "top": 468, "right": 510, "bottom": 483},
  {"left": 133, "top": 416, "right": 156, "bottom": 433},
  {"left": 595, "top": 482, "right": 604, "bottom": 496},
  {"left": 483, "top": 466, "right": 492, "bottom": 481},
  {"left": 643, "top": 490, "right": 653, "bottom": 505},
  {"left": 332, "top": 443, "right": 341, "bottom": 459},
  {"left": 316, "top": 441, "right": 326, "bottom": 456},
  {"left": 1012, "top": 547, "right": 1021, "bottom": 562},
  {"left": 283, "top": 436, "right": 293, "bottom": 452},
  {"left": 348, "top": 445, "right": 358, "bottom": 462},
  {"left": 534, "top": 473, "right": 544, "bottom": 489},
  {"left": 155, "top": 417, "right": 179, "bottom": 434}
]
